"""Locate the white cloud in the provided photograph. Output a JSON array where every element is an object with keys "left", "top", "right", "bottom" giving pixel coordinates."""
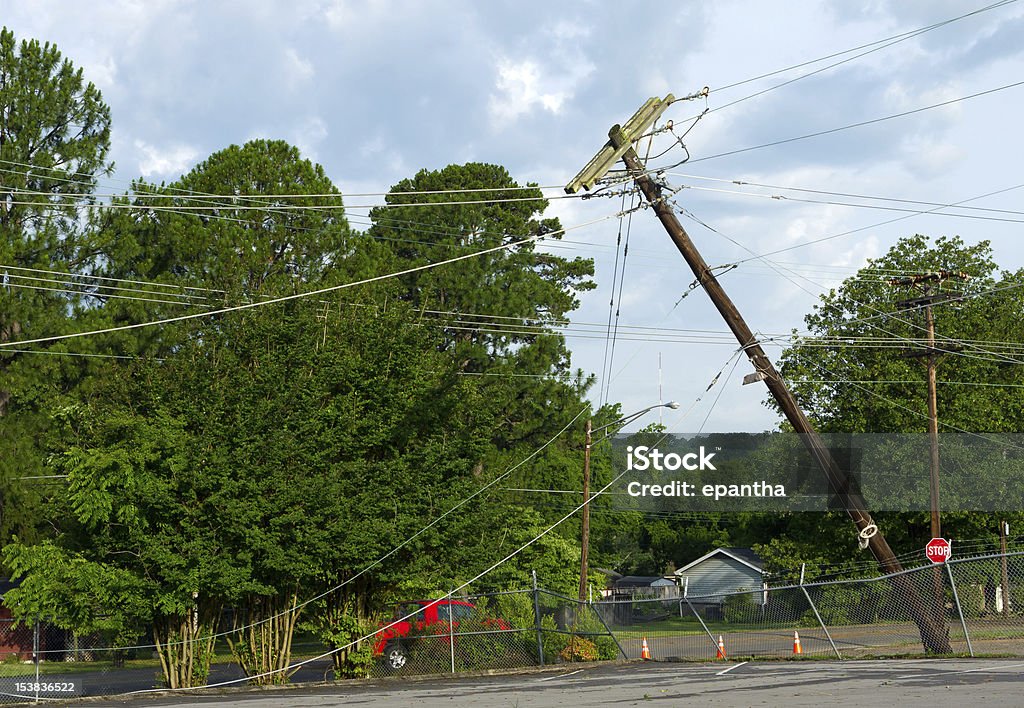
[
  {"left": 359, "top": 135, "right": 386, "bottom": 157},
  {"left": 548, "top": 20, "right": 590, "bottom": 41},
  {"left": 900, "top": 136, "right": 966, "bottom": 177},
  {"left": 489, "top": 59, "right": 584, "bottom": 126},
  {"left": 134, "top": 140, "right": 200, "bottom": 179},
  {"left": 883, "top": 79, "right": 964, "bottom": 120},
  {"left": 292, "top": 116, "right": 329, "bottom": 161},
  {"left": 323, "top": 0, "right": 394, "bottom": 30},
  {"left": 323, "top": 0, "right": 351, "bottom": 29},
  {"left": 80, "top": 54, "right": 118, "bottom": 91},
  {"left": 283, "top": 48, "right": 314, "bottom": 89},
  {"left": 487, "top": 16, "right": 598, "bottom": 130}
]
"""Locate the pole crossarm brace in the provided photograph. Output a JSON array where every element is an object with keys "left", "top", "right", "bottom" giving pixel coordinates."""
[{"left": 564, "top": 94, "right": 675, "bottom": 194}]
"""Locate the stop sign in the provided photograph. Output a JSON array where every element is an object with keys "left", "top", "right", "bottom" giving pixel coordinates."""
[{"left": 926, "top": 538, "right": 951, "bottom": 564}]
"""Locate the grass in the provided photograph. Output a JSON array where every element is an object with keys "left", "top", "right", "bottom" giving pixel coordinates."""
[
  {"left": 0, "top": 640, "right": 336, "bottom": 680},
  {"left": 0, "top": 656, "right": 162, "bottom": 677}
]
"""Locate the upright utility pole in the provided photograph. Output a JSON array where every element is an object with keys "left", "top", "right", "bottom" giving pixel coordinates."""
[
  {"left": 891, "top": 271, "right": 968, "bottom": 540},
  {"left": 578, "top": 419, "right": 593, "bottom": 603},
  {"left": 566, "top": 94, "right": 952, "bottom": 653},
  {"left": 926, "top": 302, "right": 941, "bottom": 539}
]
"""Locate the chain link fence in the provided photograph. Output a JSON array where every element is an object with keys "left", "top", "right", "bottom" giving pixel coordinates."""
[
  {"left": 5, "top": 553, "right": 1024, "bottom": 702},
  {"left": 598, "top": 551, "right": 1024, "bottom": 661},
  {"left": 0, "top": 578, "right": 622, "bottom": 702},
  {"left": 0, "top": 619, "right": 337, "bottom": 703},
  {"left": 368, "top": 582, "right": 622, "bottom": 679}
]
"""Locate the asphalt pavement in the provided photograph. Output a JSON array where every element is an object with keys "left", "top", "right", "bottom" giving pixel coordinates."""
[{"left": 45, "top": 658, "right": 1024, "bottom": 708}]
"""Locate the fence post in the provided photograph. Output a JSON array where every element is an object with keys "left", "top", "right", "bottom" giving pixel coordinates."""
[
  {"left": 586, "top": 594, "right": 628, "bottom": 660},
  {"left": 799, "top": 564, "right": 842, "bottom": 659},
  {"left": 683, "top": 579, "right": 719, "bottom": 657},
  {"left": 33, "top": 617, "right": 40, "bottom": 703},
  {"left": 532, "top": 571, "right": 545, "bottom": 666},
  {"left": 946, "top": 562, "right": 974, "bottom": 657}
]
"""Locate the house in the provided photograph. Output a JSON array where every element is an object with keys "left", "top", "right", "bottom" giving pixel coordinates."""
[
  {"left": 612, "top": 576, "right": 678, "bottom": 599},
  {"left": 593, "top": 573, "right": 680, "bottom": 626},
  {"left": 673, "top": 547, "right": 765, "bottom": 605}
]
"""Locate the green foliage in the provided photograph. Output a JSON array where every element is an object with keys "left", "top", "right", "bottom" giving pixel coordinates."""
[
  {"left": 3, "top": 541, "right": 151, "bottom": 644},
  {"left": 453, "top": 616, "right": 534, "bottom": 671},
  {"left": 0, "top": 25, "right": 113, "bottom": 552},
  {"left": 368, "top": 162, "right": 594, "bottom": 370},
  {"left": 98, "top": 140, "right": 379, "bottom": 301},
  {"left": 780, "top": 234, "right": 1024, "bottom": 434},
  {"left": 765, "top": 235, "right": 1024, "bottom": 566},
  {"left": 369, "top": 162, "right": 596, "bottom": 461},
  {"left": 806, "top": 585, "right": 863, "bottom": 626},
  {"left": 7, "top": 295, "right": 508, "bottom": 683},
  {"left": 1, "top": 32, "right": 602, "bottom": 673},
  {"left": 560, "top": 636, "right": 599, "bottom": 662},
  {"left": 0, "top": 26, "right": 111, "bottom": 238},
  {"left": 539, "top": 610, "right": 618, "bottom": 663},
  {"left": 722, "top": 590, "right": 757, "bottom": 624},
  {"left": 307, "top": 613, "right": 377, "bottom": 679}
]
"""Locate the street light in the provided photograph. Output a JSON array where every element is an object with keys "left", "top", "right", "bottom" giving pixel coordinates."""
[{"left": 579, "top": 401, "right": 680, "bottom": 603}]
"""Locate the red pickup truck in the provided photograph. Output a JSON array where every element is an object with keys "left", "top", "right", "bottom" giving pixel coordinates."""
[{"left": 373, "top": 599, "right": 509, "bottom": 670}]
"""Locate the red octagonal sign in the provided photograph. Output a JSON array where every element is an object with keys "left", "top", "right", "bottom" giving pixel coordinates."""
[{"left": 926, "top": 537, "right": 952, "bottom": 564}]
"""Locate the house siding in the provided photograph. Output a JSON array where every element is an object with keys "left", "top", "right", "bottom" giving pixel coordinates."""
[{"left": 679, "top": 556, "right": 764, "bottom": 604}]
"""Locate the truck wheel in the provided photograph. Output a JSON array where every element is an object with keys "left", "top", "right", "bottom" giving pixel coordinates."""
[{"left": 385, "top": 642, "right": 408, "bottom": 670}]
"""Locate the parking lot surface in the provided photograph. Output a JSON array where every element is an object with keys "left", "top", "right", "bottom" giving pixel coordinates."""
[{"left": 67, "top": 658, "right": 1024, "bottom": 708}]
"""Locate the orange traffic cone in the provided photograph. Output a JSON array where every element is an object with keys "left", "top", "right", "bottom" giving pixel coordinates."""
[
  {"left": 641, "top": 636, "right": 652, "bottom": 660},
  {"left": 793, "top": 631, "right": 803, "bottom": 655},
  {"left": 716, "top": 635, "right": 727, "bottom": 659}
]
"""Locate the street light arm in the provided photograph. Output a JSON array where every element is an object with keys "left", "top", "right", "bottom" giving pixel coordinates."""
[{"left": 591, "top": 401, "right": 680, "bottom": 435}]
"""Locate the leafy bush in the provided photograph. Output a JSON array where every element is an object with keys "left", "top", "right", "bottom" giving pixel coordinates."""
[
  {"left": 540, "top": 610, "right": 618, "bottom": 662},
  {"left": 304, "top": 612, "right": 377, "bottom": 679},
  {"left": 560, "top": 637, "right": 599, "bottom": 662}
]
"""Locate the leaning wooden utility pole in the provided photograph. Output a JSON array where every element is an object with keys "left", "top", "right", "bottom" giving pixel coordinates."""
[{"left": 566, "top": 95, "right": 952, "bottom": 653}]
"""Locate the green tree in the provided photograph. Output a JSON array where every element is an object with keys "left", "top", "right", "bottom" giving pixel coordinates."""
[
  {"left": 0, "top": 26, "right": 113, "bottom": 548},
  {"left": 4, "top": 300, "right": 502, "bottom": 685},
  {"left": 780, "top": 234, "right": 1024, "bottom": 433},
  {"left": 368, "top": 163, "right": 595, "bottom": 450},
  {"left": 4, "top": 399, "right": 252, "bottom": 687},
  {"left": 368, "top": 163, "right": 593, "bottom": 368},
  {"left": 99, "top": 140, "right": 380, "bottom": 300},
  {"left": 361, "top": 162, "right": 602, "bottom": 595},
  {"left": 772, "top": 234, "right": 1024, "bottom": 565}
]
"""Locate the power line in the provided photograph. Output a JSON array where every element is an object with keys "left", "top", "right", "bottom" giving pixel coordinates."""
[
  {"left": 669, "top": 179, "right": 1024, "bottom": 368},
  {"left": 664, "top": 181, "right": 1024, "bottom": 225},
  {"left": 0, "top": 158, "right": 567, "bottom": 201},
  {"left": 1, "top": 186, "right": 583, "bottom": 212},
  {"left": 687, "top": 79, "right": 1024, "bottom": 165},
  {"left": 710, "top": 0, "right": 1018, "bottom": 98},
  {"left": 0, "top": 214, "right": 616, "bottom": 351},
  {"left": 669, "top": 172, "right": 1024, "bottom": 219}
]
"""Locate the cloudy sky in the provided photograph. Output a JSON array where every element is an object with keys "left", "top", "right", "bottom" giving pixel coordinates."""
[{"left": 3, "top": 0, "right": 1023, "bottom": 433}]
